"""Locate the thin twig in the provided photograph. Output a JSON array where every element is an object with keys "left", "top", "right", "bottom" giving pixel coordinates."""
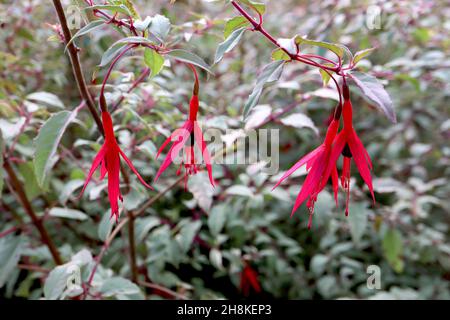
[
  {"left": 18, "top": 264, "right": 50, "bottom": 274},
  {"left": 52, "top": 0, "right": 104, "bottom": 135},
  {"left": 139, "top": 281, "right": 188, "bottom": 300},
  {"left": 3, "top": 158, "right": 63, "bottom": 265},
  {"left": 0, "top": 225, "right": 20, "bottom": 238},
  {"left": 230, "top": 0, "right": 340, "bottom": 73},
  {"left": 128, "top": 211, "right": 138, "bottom": 283}
]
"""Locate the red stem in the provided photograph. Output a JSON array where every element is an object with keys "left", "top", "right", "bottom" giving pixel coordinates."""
[
  {"left": 230, "top": 0, "right": 346, "bottom": 116},
  {"left": 231, "top": 1, "right": 339, "bottom": 72},
  {"left": 84, "top": 0, "right": 138, "bottom": 36},
  {"left": 99, "top": 44, "right": 138, "bottom": 111},
  {"left": 301, "top": 54, "right": 337, "bottom": 66},
  {"left": 187, "top": 63, "right": 199, "bottom": 96},
  {"left": 0, "top": 226, "right": 19, "bottom": 238},
  {"left": 53, "top": 0, "right": 104, "bottom": 135}
]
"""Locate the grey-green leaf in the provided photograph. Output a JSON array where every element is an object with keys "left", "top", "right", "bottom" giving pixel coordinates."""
[
  {"left": 347, "top": 202, "right": 368, "bottom": 244},
  {"left": 0, "top": 235, "right": 22, "bottom": 288},
  {"left": 167, "top": 49, "right": 214, "bottom": 74},
  {"left": 49, "top": 207, "right": 89, "bottom": 221},
  {"left": 243, "top": 60, "right": 285, "bottom": 119},
  {"left": 33, "top": 110, "right": 77, "bottom": 189},
  {"left": 214, "top": 27, "right": 246, "bottom": 64},
  {"left": 134, "top": 16, "right": 152, "bottom": 31},
  {"left": 350, "top": 71, "right": 396, "bottom": 123},
  {"left": 208, "top": 204, "right": 227, "bottom": 236},
  {"left": 43, "top": 264, "right": 70, "bottom": 300},
  {"left": 187, "top": 172, "right": 214, "bottom": 212},
  {"left": 65, "top": 20, "right": 104, "bottom": 52},
  {"left": 225, "top": 185, "right": 254, "bottom": 197},
  {"left": 101, "top": 277, "right": 141, "bottom": 298},
  {"left": 26, "top": 92, "right": 64, "bottom": 109},
  {"left": 100, "top": 43, "right": 128, "bottom": 67},
  {"left": 177, "top": 220, "right": 202, "bottom": 253},
  {"left": 100, "top": 36, "right": 153, "bottom": 67},
  {"left": 98, "top": 210, "right": 115, "bottom": 241},
  {"left": 148, "top": 14, "right": 171, "bottom": 42},
  {"left": 279, "top": 113, "right": 318, "bottom": 135}
]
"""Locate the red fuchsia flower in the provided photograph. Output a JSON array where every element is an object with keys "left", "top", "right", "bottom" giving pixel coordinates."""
[
  {"left": 323, "top": 83, "right": 375, "bottom": 216},
  {"left": 154, "top": 66, "right": 214, "bottom": 188},
  {"left": 240, "top": 262, "right": 261, "bottom": 296},
  {"left": 273, "top": 117, "right": 340, "bottom": 228},
  {"left": 273, "top": 82, "right": 376, "bottom": 226},
  {"left": 79, "top": 111, "right": 152, "bottom": 221}
]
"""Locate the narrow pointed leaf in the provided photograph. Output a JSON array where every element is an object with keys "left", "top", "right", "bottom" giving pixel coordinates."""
[
  {"left": 65, "top": 20, "right": 104, "bottom": 52},
  {"left": 243, "top": 60, "right": 285, "bottom": 119},
  {"left": 100, "top": 37, "right": 153, "bottom": 67},
  {"left": 34, "top": 110, "right": 77, "bottom": 188},
  {"left": 26, "top": 92, "right": 64, "bottom": 109},
  {"left": 214, "top": 27, "right": 245, "bottom": 64},
  {"left": 349, "top": 71, "right": 396, "bottom": 123},
  {"left": 0, "top": 235, "right": 22, "bottom": 288},
  {"left": 49, "top": 207, "right": 89, "bottom": 221},
  {"left": 353, "top": 47, "right": 376, "bottom": 65},
  {"left": 148, "top": 14, "right": 171, "bottom": 42},
  {"left": 294, "top": 35, "right": 344, "bottom": 58},
  {"left": 167, "top": 49, "right": 214, "bottom": 74}
]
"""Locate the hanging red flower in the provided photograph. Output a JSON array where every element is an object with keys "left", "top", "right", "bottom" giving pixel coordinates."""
[
  {"left": 323, "top": 84, "right": 375, "bottom": 216},
  {"left": 273, "top": 118, "right": 340, "bottom": 228},
  {"left": 79, "top": 111, "right": 152, "bottom": 220},
  {"left": 273, "top": 82, "right": 375, "bottom": 226},
  {"left": 240, "top": 263, "right": 261, "bottom": 296},
  {"left": 154, "top": 66, "right": 214, "bottom": 188}
]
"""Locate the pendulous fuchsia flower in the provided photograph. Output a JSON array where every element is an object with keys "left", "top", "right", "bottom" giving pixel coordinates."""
[
  {"left": 154, "top": 65, "right": 214, "bottom": 188},
  {"left": 323, "top": 82, "right": 375, "bottom": 216},
  {"left": 240, "top": 262, "right": 261, "bottom": 296},
  {"left": 274, "top": 82, "right": 375, "bottom": 228},
  {"left": 273, "top": 116, "right": 340, "bottom": 228},
  {"left": 79, "top": 105, "right": 152, "bottom": 221}
]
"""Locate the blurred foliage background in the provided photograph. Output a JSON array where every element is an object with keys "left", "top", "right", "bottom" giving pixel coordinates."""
[{"left": 0, "top": 0, "right": 449, "bottom": 300}]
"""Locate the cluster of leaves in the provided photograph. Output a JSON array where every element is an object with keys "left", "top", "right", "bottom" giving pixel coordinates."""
[{"left": 0, "top": 0, "right": 449, "bottom": 300}]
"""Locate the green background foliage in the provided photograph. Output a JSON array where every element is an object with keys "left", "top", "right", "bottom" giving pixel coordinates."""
[{"left": 0, "top": 0, "right": 449, "bottom": 300}]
